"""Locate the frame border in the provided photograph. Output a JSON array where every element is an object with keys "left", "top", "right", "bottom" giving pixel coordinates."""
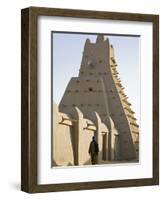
[{"left": 21, "top": 6, "right": 159, "bottom": 193}]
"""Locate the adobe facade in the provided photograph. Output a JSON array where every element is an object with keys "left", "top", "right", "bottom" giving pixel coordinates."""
[{"left": 53, "top": 35, "right": 139, "bottom": 166}]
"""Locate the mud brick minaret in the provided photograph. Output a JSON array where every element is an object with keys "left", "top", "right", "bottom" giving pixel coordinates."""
[{"left": 57, "top": 35, "right": 139, "bottom": 162}]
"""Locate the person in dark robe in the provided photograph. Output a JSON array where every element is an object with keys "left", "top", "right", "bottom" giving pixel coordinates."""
[{"left": 88, "top": 136, "right": 99, "bottom": 165}]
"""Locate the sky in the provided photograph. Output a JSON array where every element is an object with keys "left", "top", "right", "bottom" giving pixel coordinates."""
[{"left": 52, "top": 32, "right": 140, "bottom": 123}]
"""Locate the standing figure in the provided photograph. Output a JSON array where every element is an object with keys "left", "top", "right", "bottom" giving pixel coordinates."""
[{"left": 88, "top": 136, "right": 99, "bottom": 165}]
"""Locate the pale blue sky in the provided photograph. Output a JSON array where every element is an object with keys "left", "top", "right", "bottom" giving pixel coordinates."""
[{"left": 52, "top": 32, "right": 140, "bottom": 123}]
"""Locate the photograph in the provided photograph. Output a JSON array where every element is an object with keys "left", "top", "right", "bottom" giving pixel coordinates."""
[
  {"left": 21, "top": 7, "right": 159, "bottom": 193},
  {"left": 52, "top": 32, "right": 140, "bottom": 167}
]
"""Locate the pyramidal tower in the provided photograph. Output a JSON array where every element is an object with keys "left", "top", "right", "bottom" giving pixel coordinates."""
[{"left": 58, "top": 35, "right": 139, "bottom": 161}]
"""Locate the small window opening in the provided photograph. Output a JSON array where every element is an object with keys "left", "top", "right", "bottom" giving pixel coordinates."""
[{"left": 89, "top": 87, "right": 93, "bottom": 92}]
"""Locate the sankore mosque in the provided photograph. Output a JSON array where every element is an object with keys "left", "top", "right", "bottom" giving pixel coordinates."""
[{"left": 53, "top": 35, "right": 139, "bottom": 166}]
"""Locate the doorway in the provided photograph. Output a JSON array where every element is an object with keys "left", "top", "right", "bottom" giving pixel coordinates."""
[{"left": 102, "top": 133, "right": 107, "bottom": 160}]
